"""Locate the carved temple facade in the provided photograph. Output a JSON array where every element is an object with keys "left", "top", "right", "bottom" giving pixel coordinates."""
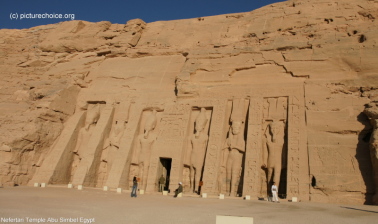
[{"left": 29, "top": 55, "right": 310, "bottom": 200}]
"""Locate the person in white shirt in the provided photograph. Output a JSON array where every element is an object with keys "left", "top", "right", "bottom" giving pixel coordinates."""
[{"left": 271, "top": 182, "right": 279, "bottom": 203}]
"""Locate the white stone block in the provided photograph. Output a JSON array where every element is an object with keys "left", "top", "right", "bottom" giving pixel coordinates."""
[
  {"left": 216, "top": 215, "right": 253, "bottom": 224},
  {"left": 177, "top": 193, "right": 182, "bottom": 198},
  {"left": 219, "top": 194, "right": 225, "bottom": 199},
  {"left": 292, "top": 197, "right": 298, "bottom": 202},
  {"left": 202, "top": 193, "right": 207, "bottom": 198},
  {"left": 34, "top": 183, "right": 39, "bottom": 187},
  {"left": 163, "top": 191, "right": 168, "bottom": 196},
  {"left": 117, "top": 188, "right": 122, "bottom": 193},
  {"left": 103, "top": 186, "right": 109, "bottom": 191},
  {"left": 140, "top": 189, "right": 144, "bottom": 195},
  {"left": 245, "top": 195, "right": 251, "bottom": 200},
  {"left": 68, "top": 184, "right": 73, "bottom": 188},
  {"left": 78, "top": 185, "right": 83, "bottom": 190},
  {"left": 41, "top": 183, "right": 46, "bottom": 188}
]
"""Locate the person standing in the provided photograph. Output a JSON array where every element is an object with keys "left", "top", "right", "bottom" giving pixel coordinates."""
[
  {"left": 271, "top": 182, "right": 279, "bottom": 203},
  {"left": 159, "top": 175, "right": 165, "bottom": 192},
  {"left": 131, "top": 176, "right": 138, "bottom": 197}
]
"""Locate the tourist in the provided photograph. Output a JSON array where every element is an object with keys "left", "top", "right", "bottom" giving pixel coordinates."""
[
  {"left": 271, "top": 182, "right": 279, "bottom": 203},
  {"left": 131, "top": 176, "right": 138, "bottom": 197},
  {"left": 159, "top": 175, "right": 165, "bottom": 192},
  {"left": 174, "top": 182, "right": 183, "bottom": 198}
]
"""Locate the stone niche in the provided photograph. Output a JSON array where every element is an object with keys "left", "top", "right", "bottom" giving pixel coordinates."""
[{"left": 182, "top": 107, "right": 213, "bottom": 194}]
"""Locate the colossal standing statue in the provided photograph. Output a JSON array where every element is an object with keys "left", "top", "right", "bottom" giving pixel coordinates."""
[
  {"left": 262, "top": 119, "right": 286, "bottom": 193},
  {"left": 187, "top": 108, "right": 209, "bottom": 193},
  {"left": 71, "top": 104, "right": 101, "bottom": 179},
  {"left": 136, "top": 110, "right": 158, "bottom": 191},
  {"left": 221, "top": 99, "right": 246, "bottom": 196}
]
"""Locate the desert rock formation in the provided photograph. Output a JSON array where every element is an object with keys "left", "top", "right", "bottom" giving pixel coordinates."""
[{"left": 1, "top": 0, "right": 378, "bottom": 205}]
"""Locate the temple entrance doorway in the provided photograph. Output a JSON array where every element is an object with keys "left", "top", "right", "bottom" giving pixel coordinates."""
[{"left": 157, "top": 158, "right": 172, "bottom": 192}]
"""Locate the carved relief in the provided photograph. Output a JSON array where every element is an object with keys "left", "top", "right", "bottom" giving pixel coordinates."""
[
  {"left": 262, "top": 120, "right": 286, "bottom": 191},
  {"left": 70, "top": 103, "right": 103, "bottom": 182},
  {"left": 183, "top": 108, "right": 210, "bottom": 193},
  {"left": 130, "top": 110, "right": 158, "bottom": 191},
  {"left": 97, "top": 102, "right": 131, "bottom": 187},
  {"left": 220, "top": 98, "right": 248, "bottom": 196},
  {"left": 261, "top": 97, "right": 288, "bottom": 197}
]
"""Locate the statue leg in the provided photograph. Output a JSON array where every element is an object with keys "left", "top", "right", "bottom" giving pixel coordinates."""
[
  {"left": 230, "top": 152, "right": 243, "bottom": 197},
  {"left": 267, "top": 166, "right": 274, "bottom": 196},
  {"left": 274, "top": 163, "right": 282, "bottom": 191},
  {"left": 267, "top": 167, "right": 273, "bottom": 185},
  {"left": 190, "top": 165, "right": 195, "bottom": 192},
  {"left": 142, "top": 162, "right": 150, "bottom": 191},
  {"left": 195, "top": 165, "right": 202, "bottom": 194},
  {"left": 138, "top": 163, "right": 144, "bottom": 189},
  {"left": 226, "top": 157, "right": 232, "bottom": 195}
]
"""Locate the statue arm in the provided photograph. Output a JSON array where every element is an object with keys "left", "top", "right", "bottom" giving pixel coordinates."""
[
  {"left": 184, "top": 137, "right": 193, "bottom": 166},
  {"left": 221, "top": 140, "right": 229, "bottom": 167},
  {"left": 262, "top": 137, "right": 268, "bottom": 168}
]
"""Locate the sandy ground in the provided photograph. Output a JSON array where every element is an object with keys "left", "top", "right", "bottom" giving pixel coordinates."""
[{"left": 0, "top": 186, "right": 377, "bottom": 224}]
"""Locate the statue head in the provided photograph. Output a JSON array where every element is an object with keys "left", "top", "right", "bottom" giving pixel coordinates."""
[
  {"left": 113, "top": 120, "right": 126, "bottom": 135},
  {"left": 144, "top": 110, "right": 157, "bottom": 139},
  {"left": 85, "top": 104, "right": 101, "bottom": 131},
  {"left": 195, "top": 108, "right": 208, "bottom": 138},
  {"left": 231, "top": 120, "right": 243, "bottom": 135},
  {"left": 230, "top": 98, "right": 245, "bottom": 136},
  {"left": 269, "top": 120, "right": 283, "bottom": 143}
]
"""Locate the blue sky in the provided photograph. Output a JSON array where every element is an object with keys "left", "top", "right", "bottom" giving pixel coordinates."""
[{"left": 1, "top": 0, "right": 283, "bottom": 29}]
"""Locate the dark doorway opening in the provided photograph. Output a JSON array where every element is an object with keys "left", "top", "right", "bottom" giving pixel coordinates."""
[
  {"left": 278, "top": 168, "right": 287, "bottom": 199},
  {"left": 158, "top": 158, "right": 172, "bottom": 192}
]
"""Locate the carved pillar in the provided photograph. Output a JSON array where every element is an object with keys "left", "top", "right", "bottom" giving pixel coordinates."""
[
  {"left": 287, "top": 95, "right": 309, "bottom": 201},
  {"left": 202, "top": 100, "right": 228, "bottom": 194},
  {"left": 243, "top": 97, "right": 263, "bottom": 197}
]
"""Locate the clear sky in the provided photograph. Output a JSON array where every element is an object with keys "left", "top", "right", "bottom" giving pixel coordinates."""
[{"left": 1, "top": 0, "right": 283, "bottom": 29}]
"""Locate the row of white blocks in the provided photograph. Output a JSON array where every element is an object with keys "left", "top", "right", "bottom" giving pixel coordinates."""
[
  {"left": 35, "top": 183, "right": 123, "bottom": 193},
  {"left": 33, "top": 183, "right": 298, "bottom": 202},
  {"left": 34, "top": 183, "right": 46, "bottom": 187},
  {"left": 202, "top": 193, "right": 251, "bottom": 200},
  {"left": 201, "top": 194, "right": 298, "bottom": 202}
]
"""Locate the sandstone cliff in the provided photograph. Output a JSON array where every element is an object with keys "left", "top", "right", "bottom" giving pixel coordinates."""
[{"left": 0, "top": 0, "right": 377, "bottom": 205}]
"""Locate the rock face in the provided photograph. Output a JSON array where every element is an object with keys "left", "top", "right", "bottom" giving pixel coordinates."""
[{"left": 1, "top": 0, "right": 378, "bottom": 204}]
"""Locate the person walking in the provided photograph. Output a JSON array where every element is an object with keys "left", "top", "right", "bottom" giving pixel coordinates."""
[
  {"left": 271, "top": 182, "right": 279, "bottom": 203},
  {"left": 159, "top": 175, "right": 165, "bottom": 192},
  {"left": 131, "top": 176, "right": 138, "bottom": 197}
]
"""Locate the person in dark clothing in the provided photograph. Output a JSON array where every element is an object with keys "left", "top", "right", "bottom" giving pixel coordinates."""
[
  {"left": 159, "top": 175, "right": 166, "bottom": 192},
  {"left": 131, "top": 176, "right": 138, "bottom": 197},
  {"left": 174, "top": 182, "right": 183, "bottom": 198}
]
